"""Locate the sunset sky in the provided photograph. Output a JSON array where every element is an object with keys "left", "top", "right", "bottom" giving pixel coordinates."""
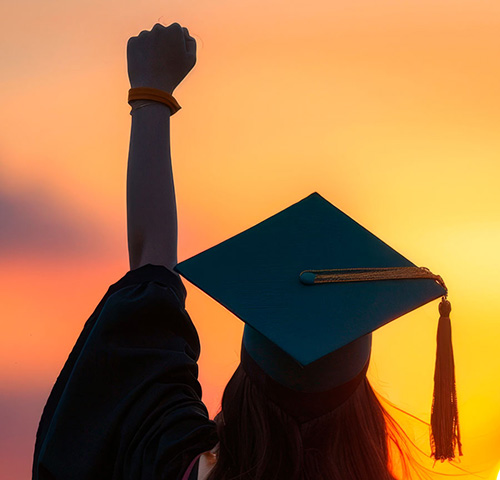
[{"left": 1, "top": 0, "right": 500, "bottom": 478}]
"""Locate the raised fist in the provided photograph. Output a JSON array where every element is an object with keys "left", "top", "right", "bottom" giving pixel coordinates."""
[{"left": 127, "top": 23, "right": 197, "bottom": 94}]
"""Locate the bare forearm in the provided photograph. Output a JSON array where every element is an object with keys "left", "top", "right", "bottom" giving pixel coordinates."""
[{"left": 126, "top": 102, "right": 177, "bottom": 271}]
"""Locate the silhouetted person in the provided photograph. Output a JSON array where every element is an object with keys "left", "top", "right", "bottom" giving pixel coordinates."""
[{"left": 33, "top": 23, "right": 461, "bottom": 480}]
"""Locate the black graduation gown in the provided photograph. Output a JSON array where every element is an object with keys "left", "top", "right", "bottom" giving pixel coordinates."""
[{"left": 32, "top": 264, "right": 218, "bottom": 480}]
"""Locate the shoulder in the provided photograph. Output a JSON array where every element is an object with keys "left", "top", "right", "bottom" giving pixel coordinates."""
[{"left": 34, "top": 263, "right": 215, "bottom": 480}]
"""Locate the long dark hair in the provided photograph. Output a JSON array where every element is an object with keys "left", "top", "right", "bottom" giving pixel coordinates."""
[{"left": 206, "top": 365, "right": 424, "bottom": 480}]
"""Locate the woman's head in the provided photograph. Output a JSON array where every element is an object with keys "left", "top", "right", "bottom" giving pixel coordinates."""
[{"left": 206, "top": 365, "right": 414, "bottom": 480}]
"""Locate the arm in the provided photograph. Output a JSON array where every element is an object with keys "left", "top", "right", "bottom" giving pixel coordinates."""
[
  {"left": 127, "top": 102, "right": 176, "bottom": 270},
  {"left": 126, "top": 23, "right": 196, "bottom": 271}
]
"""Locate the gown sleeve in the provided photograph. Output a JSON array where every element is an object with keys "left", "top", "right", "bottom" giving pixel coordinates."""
[{"left": 32, "top": 264, "right": 218, "bottom": 480}]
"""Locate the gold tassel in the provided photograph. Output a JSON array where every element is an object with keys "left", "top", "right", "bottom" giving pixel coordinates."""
[{"left": 430, "top": 298, "right": 462, "bottom": 461}]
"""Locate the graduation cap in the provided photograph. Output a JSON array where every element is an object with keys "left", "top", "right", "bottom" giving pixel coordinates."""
[{"left": 174, "top": 192, "right": 461, "bottom": 461}]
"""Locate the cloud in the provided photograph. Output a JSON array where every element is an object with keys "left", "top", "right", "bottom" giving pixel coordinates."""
[{"left": 0, "top": 183, "right": 119, "bottom": 259}]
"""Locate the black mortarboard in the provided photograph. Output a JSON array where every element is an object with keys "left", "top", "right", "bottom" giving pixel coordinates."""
[{"left": 174, "top": 192, "right": 461, "bottom": 461}]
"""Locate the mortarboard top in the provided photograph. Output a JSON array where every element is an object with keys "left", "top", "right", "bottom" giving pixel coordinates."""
[
  {"left": 174, "top": 192, "right": 446, "bottom": 367},
  {"left": 174, "top": 192, "right": 461, "bottom": 461}
]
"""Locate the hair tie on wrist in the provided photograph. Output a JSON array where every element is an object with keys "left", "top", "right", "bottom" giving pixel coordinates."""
[{"left": 128, "top": 87, "right": 181, "bottom": 115}]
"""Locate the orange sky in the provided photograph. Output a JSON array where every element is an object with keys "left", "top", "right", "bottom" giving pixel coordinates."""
[{"left": 1, "top": 0, "right": 500, "bottom": 478}]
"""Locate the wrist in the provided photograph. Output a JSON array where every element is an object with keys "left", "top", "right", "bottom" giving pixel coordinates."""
[{"left": 128, "top": 87, "right": 181, "bottom": 115}]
